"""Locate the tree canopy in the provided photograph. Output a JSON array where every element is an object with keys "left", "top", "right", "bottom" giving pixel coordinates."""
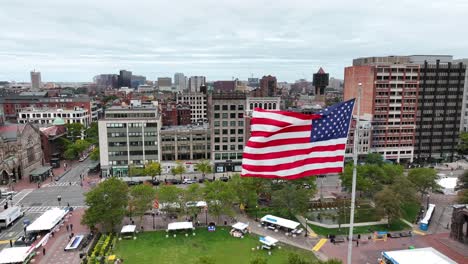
[
  {"left": 144, "top": 162, "right": 162, "bottom": 180},
  {"left": 171, "top": 161, "right": 186, "bottom": 181},
  {"left": 457, "top": 132, "right": 468, "bottom": 155},
  {"left": 407, "top": 168, "right": 441, "bottom": 199},
  {"left": 82, "top": 177, "right": 129, "bottom": 231},
  {"left": 195, "top": 160, "right": 212, "bottom": 179},
  {"left": 204, "top": 180, "right": 236, "bottom": 224},
  {"left": 129, "top": 184, "right": 156, "bottom": 223}
]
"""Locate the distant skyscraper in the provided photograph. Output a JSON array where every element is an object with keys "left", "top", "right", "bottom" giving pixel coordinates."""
[
  {"left": 131, "top": 75, "right": 147, "bottom": 88},
  {"left": 30, "top": 70, "right": 41, "bottom": 90},
  {"left": 312, "top": 67, "right": 329, "bottom": 96},
  {"left": 158, "top": 77, "right": 172, "bottom": 88},
  {"left": 174, "top": 73, "right": 187, "bottom": 91},
  {"left": 254, "top": 75, "right": 277, "bottom": 97},
  {"left": 118, "top": 70, "right": 132, "bottom": 88},
  {"left": 188, "top": 76, "right": 206, "bottom": 92}
]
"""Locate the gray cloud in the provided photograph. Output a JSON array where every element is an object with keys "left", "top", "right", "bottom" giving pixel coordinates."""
[{"left": 1, "top": 0, "right": 468, "bottom": 82}]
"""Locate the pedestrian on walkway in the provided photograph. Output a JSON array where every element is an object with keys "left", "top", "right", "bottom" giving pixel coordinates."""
[
  {"left": 67, "top": 202, "right": 70, "bottom": 207},
  {"left": 66, "top": 224, "right": 69, "bottom": 232},
  {"left": 42, "top": 247, "right": 46, "bottom": 256},
  {"left": 70, "top": 224, "right": 73, "bottom": 231},
  {"left": 356, "top": 239, "right": 359, "bottom": 247},
  {"left": 9, "top": 240, "right": 12, "bottom": 247}
]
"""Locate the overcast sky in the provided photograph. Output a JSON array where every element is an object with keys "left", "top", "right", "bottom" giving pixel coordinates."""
[{"left": 1, "top": 0, "right": 468, "bottom": 82}]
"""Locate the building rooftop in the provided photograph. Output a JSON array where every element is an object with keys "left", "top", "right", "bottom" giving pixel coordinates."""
[
  {"left": 161, "top": 123, "right": 209, "bottom": 132},
  {"left": 0, "top": 124, "right": 26, "bottom": 141}
]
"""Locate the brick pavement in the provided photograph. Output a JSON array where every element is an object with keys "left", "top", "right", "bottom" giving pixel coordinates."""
[
  {"left": 30, "top": 208, "right": 90, "bottom": 264},
  {"left": 319, "top": 232, "right": 467, "bottom": 263}
]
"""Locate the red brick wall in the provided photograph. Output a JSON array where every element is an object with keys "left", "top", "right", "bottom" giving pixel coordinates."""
[{"left": 344, "top": 66, "right": 375, "bottom": 116}]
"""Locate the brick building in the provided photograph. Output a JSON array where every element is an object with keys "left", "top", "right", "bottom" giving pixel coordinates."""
[{"left": 161, "top": 102, "right": 191, "bottom": 127}]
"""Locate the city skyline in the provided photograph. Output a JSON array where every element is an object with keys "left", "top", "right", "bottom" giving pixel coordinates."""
[{"left": 1, "top": 0, "right": 468, "bottom": 82}]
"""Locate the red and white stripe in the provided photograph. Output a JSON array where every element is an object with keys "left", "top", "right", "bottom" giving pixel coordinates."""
[{"left": 241, "top": 108, "right": 347, "bottom": 180}]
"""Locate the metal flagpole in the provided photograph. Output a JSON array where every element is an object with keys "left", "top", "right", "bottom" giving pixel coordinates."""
[{"left": 347, "top": 83, "right": 361, "bottom": 264}]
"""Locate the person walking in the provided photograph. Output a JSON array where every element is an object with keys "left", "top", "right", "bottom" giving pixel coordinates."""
[
  {"left": 70, "top": 224, "right": 73, "bottom": 231},
  {"left": 66, "top": 224, "right": 69, "bottom": 232},
  {"left": 42, "top": 247, "right": 46, "bottom": 256}
]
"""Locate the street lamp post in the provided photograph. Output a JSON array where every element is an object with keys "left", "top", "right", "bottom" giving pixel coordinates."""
[
  {"left": 57, "top": 195, "right": 62, "bottom": 207},
  {"left": 255, "top": 205, "right": 258, "bottom": 221},
  {"left": 152, "top": 212, "right": 155, "bottom": 230},
  {"left": 305, "top": 218, "right": 308, "bottom": 237},
  {"left": 426, "top": 194, "right": 430, "bottom": 209}
]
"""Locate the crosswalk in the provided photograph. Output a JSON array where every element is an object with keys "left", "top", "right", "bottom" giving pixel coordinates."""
[
  {"left": 21, "top": 205, "right": 88, "bottom": 213},
  {"left": 41, "top": 181, "right": 80, "bottom": 188}
]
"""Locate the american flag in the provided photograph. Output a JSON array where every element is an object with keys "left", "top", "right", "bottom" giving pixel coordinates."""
[{"left": 241, "top": 99, "right": 355, "bottom": 179}]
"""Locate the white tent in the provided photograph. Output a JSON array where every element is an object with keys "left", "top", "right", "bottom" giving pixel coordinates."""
[
  {"left": 0, "top": 247, "right": 34, "bottom": 264},
  {"left": 26, "top": 208, "right": 68, "bottom": 232},
  {"left": 259, "top": 236, "right": 278, "bottom": 246},
  {"left": 382, "top": 247, "right": 456, "bottom": 264},
  {"left": 168, "top": 222, "right": 194, "bottom": 231},
  {"left": 186, "top": 201, "right": 207, "bottom": 208},
  {"left": 437, "top": 177, "right": 458, "bottom": 195},
  {"left": 232, "top": 222, "right": 249, "bottom": 231},
  {"left": 260, "top": 215, "right": 300, "bottom": 230},
  {"left": 121, "top": 225, "right": 136, "bottom": 234}
]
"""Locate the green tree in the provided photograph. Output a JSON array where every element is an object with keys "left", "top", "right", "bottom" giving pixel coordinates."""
[
  {"left": 171, "top": 161, "right": 186, "bottom": 181},
  {"left": 144, "top": 162, "right": 162, "bottom": 181},
  {"left": 365, "top": 153, "right": 384, "bottom": 165},
  {"left": 203, "top": 180, "right": 236, "bottom": 224},
  {"left": 374, "top": 186, "right": 403, "bottom": 226},
  {"left": 103, "top": 95, "right": 118, "bottom": 104},
  {"left": 82, "top": 177, "right": 129, "bottom": 231},
  {"left": 390, "top": 175, "right": 417, "bottom": 203},
  {"left": 195, "top": 160, "right": 212, "bottom": 180},
  {"left": 128, "top": 165, "right": 144, "bottom": 180},
  {"left": 90, "top": 147, "right": 99, "bottom": 161},
  {"left": 65, "top": 123, "right": 85, "bottom": 140},
  {"left": 85, "top": 122, "right": 99, "bottom": 145},
  {"left": 74, "top": 139, "right": 91, "bottom": 154},
  {"left": 183, "top": 183, "right": 203, "bottom": 219},
  {"left": 271, "top": 183, "right": 310, "bottom": 217},
  {"left": 287, "top": 253, "right": 313, "bottom": 264},
  {"left": 407, "top": 168, "right": 441, "bottom": 200},
  {"left": 250, "top": 257, "right": 267, "bottom": 264},
  {"left": 157, "top": 185, "right": 183, "bottom": 216},
  {"left": 457, "top": 189, "right": 468, "bottom": 204},
  {"left": 129, "top": 184, "right": 156, "bottom": 224},
  {"left": 229, "top": 174, "right": 259, "bottom": 210},
  {"left": 457, "top": 132, "right": 468, "bottom": 155},
  {"left": 63, "top": 139, "right": 91, "bottom": 160}
]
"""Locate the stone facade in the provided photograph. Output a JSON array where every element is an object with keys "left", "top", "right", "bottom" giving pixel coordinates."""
[
  {"left": 0, "top": 123, "right": 43, "bottom": 184},
  {"left": 450, "top": 204, "right": 468, "bottom": 245}
]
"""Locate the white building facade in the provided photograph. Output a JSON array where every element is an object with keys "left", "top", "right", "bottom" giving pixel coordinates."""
[{"left": 18, "top": 107, "right": 90, "bottom": 127}]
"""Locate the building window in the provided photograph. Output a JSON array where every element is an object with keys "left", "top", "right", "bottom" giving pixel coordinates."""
[
  {"left": 238, "top": 105, "right": 244, "bottom": 111},
  {"left": 222, "top": 121, "right": 228, "bottom": 126},
  {"left": 214, "top": 105, "right": 220, "bottom": 111},
  {"left": 214, "top": 113, "right": 220, "bottom": 119},
  {"left": 222, "top": 113, "right": 228, "bottom": 119},
  {"left": 222, "top": 145, "right": 228, "bottom": 150},
  {"left": 238, "top": 121, "right": 244, "bottom": 126},
  {"left": 230, "top": 113, "right": 236, "bottom": 118},
  {"left": 222, "top": 105, "right": 228, "bottom": 111},
  {"left": 230, "top": 121, "right": 236, "bottom": 126},
  {"left": 230, "top": 105, "right": 236, "bottom": 111}
]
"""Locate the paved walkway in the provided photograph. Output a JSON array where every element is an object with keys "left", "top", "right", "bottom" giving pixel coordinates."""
[{"left": 30, "top": 208, "right": 90, "bottom": 264}]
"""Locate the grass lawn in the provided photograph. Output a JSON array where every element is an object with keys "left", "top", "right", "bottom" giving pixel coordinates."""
[
  {"left": 309, "top": 219, "right": 410, "bottom": 236},
  {"left": 114, "top": 228, "right": 316, "bottom": 264}
]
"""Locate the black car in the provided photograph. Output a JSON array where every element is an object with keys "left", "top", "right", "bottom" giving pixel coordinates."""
[
  {"left": 198, "top": 178, "right": 214, "bottom": 183},
  {"left": 126, "top": 180, "right": 142, "bottom": 186},
  {"left": 219, "top": 176, "right": 229, "bottom": 182},
  {"left": 165, "top": 178, "right": 182, "bottom": 185}
]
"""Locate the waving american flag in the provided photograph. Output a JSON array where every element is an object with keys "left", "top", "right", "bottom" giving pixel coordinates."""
[{"left": 241, "top": 99, "right": 355, "bottom": 179}]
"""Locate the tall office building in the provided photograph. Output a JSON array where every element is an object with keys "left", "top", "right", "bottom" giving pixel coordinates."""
[
  {"left": 131, "top": 75, "right": 147, "bottom": 88},
  {"left": 344, "top": 63, "right": 419, "bottom": 163},
  {"left": 413, "top": 57, "right": 466, "bottom": 161},
  {"left": 177, "top": 92, "right": 208, "bottom": 124},
  {"left": 118, "top": 70, "right": 132, "bottom": 88},
  {"left": 254, "top": 75, "right": 277, "bottom": 97},
  {"left": 174, "top": 73, "right": 187, "bottom": 91},
  {"left": 30, "top": 70, "right": 41, "bottom": 90},
  {"left": 209, "top": 92, "right": 246, "bottom": 172},
  {"left": 98, "top": 104, "right": 161, "bottom": 177},
  {"left": 188, "top": 76, "right": 206, "bottom": 92},
  {"left": 349, "top": 55, "right": 466, "bottom": 162},
  {"left": 312, "top": 67, "right": 329, "bottom": 96}
]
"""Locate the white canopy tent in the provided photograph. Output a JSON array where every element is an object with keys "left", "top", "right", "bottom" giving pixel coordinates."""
[
  {"left": 0, "top": 247, "right": 34, "bottom": 264},
  {"left": 186, "top": 201, "right": 207, "bottom": 208},
  {"left": 260, "top": 215, "right": 300, "bottom": 230},
  {"left": 437, "top": 177, "right": 458, "bottom": 195},
  {"left": 382, "top": 247, "right": 456, "bottom": 264},
  {"left": 167, "top": 222, "right": 194, "bottom": 231},
  {"left": 259, "top": 236, "right": 278, "bottom": 246},
  {"left": 232, "top": 222, "right": 249, "bottom": 231},
  {"left": 26, "top": 208, "right": 68, "bottom": 232},
  {"left": 121, "top": 225, "right": 136, "bottom": 234}
]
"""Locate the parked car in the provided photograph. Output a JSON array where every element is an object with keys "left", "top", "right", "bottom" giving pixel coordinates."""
[
  {"left": 165, "top": 178, "right": 182, "bottom": 185},
  {"left": 0, "top": 190, "right": 17, "bottom": 198},
  {"left": 126, "top": 180, "right": 142, "bottom": 186},
  {"left": 198, "top": 178, "right": 214, "bottom": 183},
  {"left": 182, "top": 179, "right": 197, "bottom": 184},
  {"left": 219, "top": 176, "right": 229, "bottom": 182},
  {"left": 14, "top": 234, "right": 37, "bottom": 246}
]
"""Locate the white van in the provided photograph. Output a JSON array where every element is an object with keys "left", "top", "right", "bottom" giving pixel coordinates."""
[{"left": 0, "top": 206, "right": 24, "bottom": 228}]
